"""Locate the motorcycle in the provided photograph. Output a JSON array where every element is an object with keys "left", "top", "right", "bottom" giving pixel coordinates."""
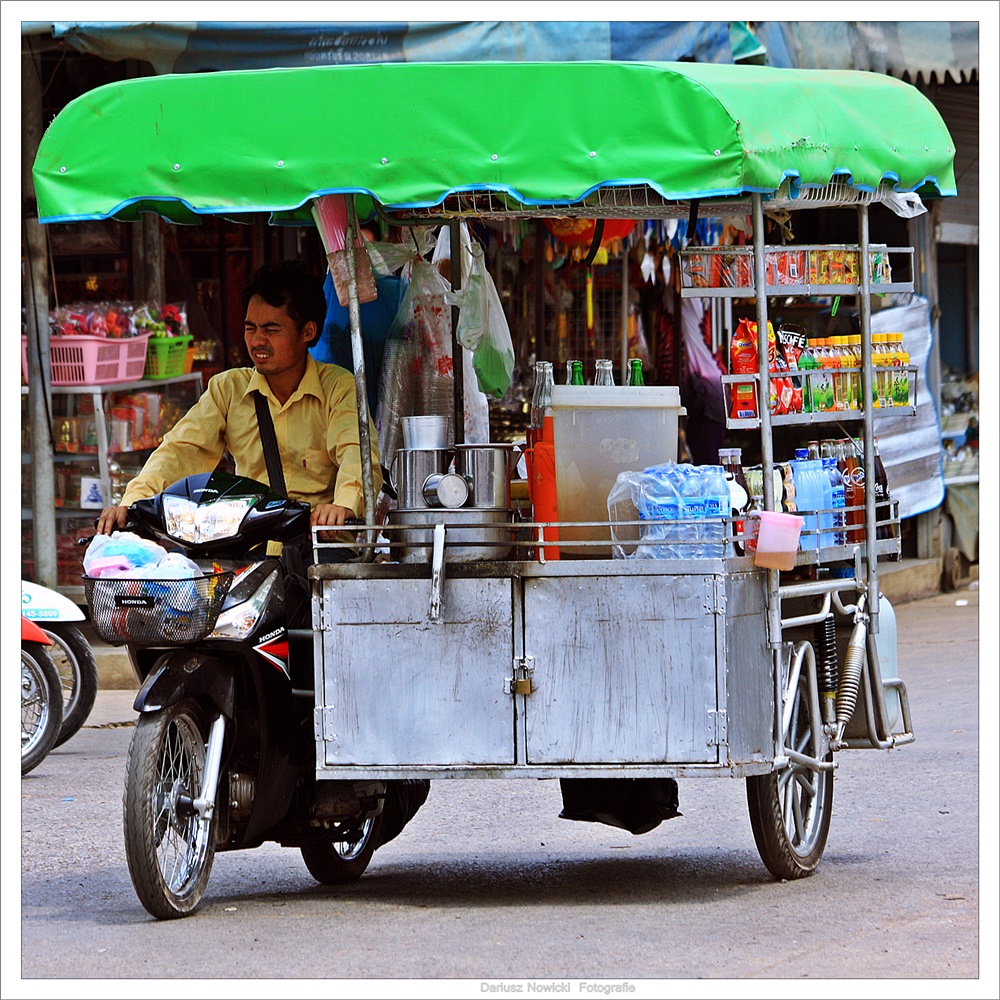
[
  {"left": 22, "top": 617, "right": 62, "bottom": 775},
  {"left": 21, "top": 580, "right": 100, "bottom": 746},
  {"left": 84, "top": 470, "right": 425, "bottom": 919}
]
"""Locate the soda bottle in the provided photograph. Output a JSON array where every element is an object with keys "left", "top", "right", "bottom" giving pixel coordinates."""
[
  {"left": 872, "top": 435, "right": 893, "bottom": 540},
  {"left": 832, "top": 337, "right": 852, "bottom": 411},
  {"left": 719, "top": 448, "right": 749, "bottom": 556},
  {"left": 841, "top": 438, "right": 866, "bottom": 543},
  {"left": 528, "top": 361, "right": 554, "bottom": 451},
  {"left": 744, "top": 494, "right": 764, "bottom": 556},
  {"left": 627, "top": 358, "right": 645, "bottom": 386},
  {"left": 798, "top": 338, "right": 821, "bottom": 413},
  {"left": 871, "top": 334, "right": 886, "bottom": 408},
  {"left": 594, "top": 359, "right": 615, "bottom": 386},
  {"left": 816, "top": 337, "right": 838, "bottom": 412},
  {"left": 848, "top": 335, "right": 863, "bottom": 409},
  {"left": 891, "top": 333, "right": 910, "bottom": 406}
]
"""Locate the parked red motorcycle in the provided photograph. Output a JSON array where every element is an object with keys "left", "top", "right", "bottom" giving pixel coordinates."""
[{"left": 21, "top": 617, "right": 62, "bottom": 775}]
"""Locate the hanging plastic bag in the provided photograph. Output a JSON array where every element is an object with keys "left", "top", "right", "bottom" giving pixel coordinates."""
[
  {"left": 442, "top": 226, "right": 488, "bottom": 353},
  {"left": 433, "top": 227, "right": 490, "bottom": 444},
  {"left": 441, "top": 222, "right": 514, "bottom": 399}
]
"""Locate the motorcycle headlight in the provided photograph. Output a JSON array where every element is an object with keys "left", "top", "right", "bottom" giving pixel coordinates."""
[
  {"left": 163, "top": 496, "right": 252, "bottom": 544},
  {"left": 209, "top": 571, "right": 276, "bottom": 640}
]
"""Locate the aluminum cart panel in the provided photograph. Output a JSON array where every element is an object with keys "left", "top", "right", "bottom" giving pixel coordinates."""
[
  {"left": 315, "top": 577, "right": 514, "bottom": 766},
  {"left": 522, "top": 571, "right": 724, "bottom": 764}
]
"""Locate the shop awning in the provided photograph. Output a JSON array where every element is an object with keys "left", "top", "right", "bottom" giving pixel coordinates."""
[
  {"left": 26, "top": 21, "right": 737, "bottom": 74},
  {"left": 33, "top": 60, "right": 957, "bottom": 225}
]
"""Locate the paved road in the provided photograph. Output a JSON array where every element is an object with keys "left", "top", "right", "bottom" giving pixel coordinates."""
[{"left": 12, "top": 585, "right": 990, "bottom": 996}]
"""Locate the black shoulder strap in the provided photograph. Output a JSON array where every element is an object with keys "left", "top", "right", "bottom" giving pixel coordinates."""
[{"left": 253, "top": 390, "right": 287, "bottom": 497}]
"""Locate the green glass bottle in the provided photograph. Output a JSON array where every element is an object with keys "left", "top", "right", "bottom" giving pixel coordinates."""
[
  {"left": 569, "top": 359, "right": 585, "bottom": 385},
  {"left": 627, "top": 358, "right": 645, "bottom": 386}
]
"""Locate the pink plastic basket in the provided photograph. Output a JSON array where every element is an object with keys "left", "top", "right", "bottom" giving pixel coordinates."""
[{"left": 22, "top": 333, "right": 151, "bottom": 386}]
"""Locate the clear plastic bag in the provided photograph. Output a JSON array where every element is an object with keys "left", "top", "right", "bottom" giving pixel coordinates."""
[{"left": 441, "top": 222, "right": 514, "bottom": 399}]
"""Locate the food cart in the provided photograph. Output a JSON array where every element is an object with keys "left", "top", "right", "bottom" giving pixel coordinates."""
[{"left": 33, "top": 60, "right": 956, "bottom": 881}]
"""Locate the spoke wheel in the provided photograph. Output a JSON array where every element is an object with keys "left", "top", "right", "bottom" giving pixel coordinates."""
[
  {"left": 21, "top": 642, "right": 63, "bottom": 775},
  {"left": 123, "top": 699, "right": 217, "bottom": 918},
  {"left": 301, "top": 813, "right": 383, "bottom": 885},
  {"left": 43, "top": 625, "right": 99, "bottom": 747},
  {"left": 747, "top": 643, "right": 834, "bottom": 879}
]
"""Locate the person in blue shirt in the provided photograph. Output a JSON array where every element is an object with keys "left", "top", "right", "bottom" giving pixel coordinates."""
[{"left": 310, "top": 270, "right": 403, "bottom": 415}]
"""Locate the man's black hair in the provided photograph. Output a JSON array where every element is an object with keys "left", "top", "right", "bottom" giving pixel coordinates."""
[{"left": 241, "top": 259, "right": 327, "bottom": 346}]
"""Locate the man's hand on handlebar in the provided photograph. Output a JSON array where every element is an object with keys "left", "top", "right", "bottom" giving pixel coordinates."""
[
  {"left": 311, "top": 503, "right": 357, "bottom": 539},
  {"left": 96, "top": 505, "right": 130, "bottom": 535}
]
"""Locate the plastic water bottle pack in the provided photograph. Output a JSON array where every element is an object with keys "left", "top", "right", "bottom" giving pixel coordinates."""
[{"left": 609, "top": 463, "right": 731, "bottom": 560}]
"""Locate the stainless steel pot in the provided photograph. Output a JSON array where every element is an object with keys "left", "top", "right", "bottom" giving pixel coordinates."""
[
  {"left": 387, "top": 507, "right": 515, "bottom": 562},
  {"left": 453, "top": 443, "right": 520, "bottom": 509},
  {"left": 391, "top": 448, "right": 452, "bottom": 509}
]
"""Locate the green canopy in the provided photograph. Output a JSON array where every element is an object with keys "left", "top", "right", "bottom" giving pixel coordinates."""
[{"left": 33, "top": 60, "right": 956, "bottom": 224}]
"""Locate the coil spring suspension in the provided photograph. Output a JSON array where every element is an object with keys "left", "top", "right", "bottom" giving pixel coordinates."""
[
  {"left": 836, "top": 620, "right": 868, "bottom": 737},
  {"left": 813, "top": 614, "right": 838, "bottom": 693}
]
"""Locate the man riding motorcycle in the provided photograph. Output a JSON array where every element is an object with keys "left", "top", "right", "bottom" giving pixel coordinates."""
[{"left": 96, "top": 258, "right": 428, "bottom": 847}]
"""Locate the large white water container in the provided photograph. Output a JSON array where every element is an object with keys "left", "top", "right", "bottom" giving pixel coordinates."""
[
  {"left": 550, "top": 385, "right": 684, "bottom": 557},
  {"left": 874, "top": 594, "right": 900, "bottom": 730}
]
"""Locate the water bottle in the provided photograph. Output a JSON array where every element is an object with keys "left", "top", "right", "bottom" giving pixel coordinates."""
[
  {"left": 701, "top": 464, "right": 731, "bottom": 559},
  {"left": 678, "top": 464, "right": 705, "bottom": 558},
  {"left": 638, "top": 465, "right": 682, "bottom": 559},
  {"left": 808, "top": 458, "right": 829, "bottom": 550},
  {"left": 822, "top": 453, "right": 847, "bottom": 546},
  {"left": 791, "top": 450, "right": 819, "bottom": 551}
]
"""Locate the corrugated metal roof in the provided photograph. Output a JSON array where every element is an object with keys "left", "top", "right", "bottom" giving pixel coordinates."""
[{"left": 753, "top": 21, "right": 979, "bottom": 83}]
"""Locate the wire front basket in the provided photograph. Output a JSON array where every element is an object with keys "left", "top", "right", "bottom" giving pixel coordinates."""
[{"left": 85, "top": 571, "right": 234, "bottom": 646}]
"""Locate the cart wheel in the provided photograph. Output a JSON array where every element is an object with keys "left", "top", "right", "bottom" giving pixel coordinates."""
[
  {"left": 301, "top": 813, "right": 383, "bottom": 885},
  {"left": 746, "top": 643, "right": 834, "bottom": 879}
]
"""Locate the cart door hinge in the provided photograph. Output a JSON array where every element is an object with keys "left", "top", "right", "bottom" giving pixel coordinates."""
[
  {"left": 505, "top": 655, "right": 535, "bottom": 696},
  {"left": 312, "top": 598, "right": 334, "bottom": 632},
  {"left": 714, "top": 578, "right": 727, "bottom": 616},
  {"left": 707, "top": 709, "right": 728, "bottom": 746},
  {"left": 315, "top": 706, "right": 338, "bottom": 742}
]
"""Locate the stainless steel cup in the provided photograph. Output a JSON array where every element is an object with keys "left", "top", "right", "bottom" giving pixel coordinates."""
[{"left": 401, "top": 415, "right": 450, "bottom": 450}]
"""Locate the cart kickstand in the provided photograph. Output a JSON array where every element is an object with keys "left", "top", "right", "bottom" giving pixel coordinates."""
[{"left": 429, "top": 522, "right": 446, "bottom": 622}]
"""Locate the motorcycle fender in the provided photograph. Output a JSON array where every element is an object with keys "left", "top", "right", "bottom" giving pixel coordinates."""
[
  {"left": 134, "top": 651, "right": 236, "bottom": 718},
  {"left": 21, "top": 617, "right": 53, "bottom": 644},
  {"left": 21, "top": 580, "right": 86, "bottom": 622}
]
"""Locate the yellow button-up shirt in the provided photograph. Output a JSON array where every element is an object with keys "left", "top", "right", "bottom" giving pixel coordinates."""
[{"left": 121, "top": 357, "right": 381, "bottom": 514}]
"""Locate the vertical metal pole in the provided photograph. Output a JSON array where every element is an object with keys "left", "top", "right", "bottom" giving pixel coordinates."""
[
  {"left": 22, "top": 35, "right": 57, "bottom": 588},
  {"left": 533, "top": 220, "right": 545, "bottom": 363},
  {"left": 751, "top": 194, "right": 781, "bottom": 648},
  {"left": 449, "top": 218, "right": 465, "bottom": 445},
  {"left": 343, "top": 197, "right": 377, "bottom": 554},
  {"left": 620, "top": 248, "right": 629, "bottom": 383},
  {"left": 857, "top": 204, "right": 879, "bottom": 633}
]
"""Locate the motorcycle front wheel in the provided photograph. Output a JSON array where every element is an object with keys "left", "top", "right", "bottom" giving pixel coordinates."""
[
  {"left": 123, "top": 699, "right": 217, "bottom": 919},
  {"left": 21, "top": 642, "right": 63, "bottom": 775},
  {"left": 301, "top": 813, "right": 383, "bottom": 885},
  {"left": 43, "top": 624, "right": 99, "bottom": 747}
]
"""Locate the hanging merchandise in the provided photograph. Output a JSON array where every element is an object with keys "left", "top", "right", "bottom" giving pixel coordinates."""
[
  {"left": 543, "top": 218, "right": 637, "bottom": 249},
  {"left": 442, "top": 221, "right": 515, "bottom": 399},
  {"left": 311, "top": 194, "right": 378, "bottom": 307},
  {"left": 371, "top": 229, "right": 490, "bottom": 465},
  {"left": 728, "top": 317, "right": 760, "bottom": 420}
]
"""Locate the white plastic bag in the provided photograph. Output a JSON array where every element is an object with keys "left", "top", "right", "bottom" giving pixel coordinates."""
[{"left": 441, "top": 222, "right": 514, "bottom": 399}]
